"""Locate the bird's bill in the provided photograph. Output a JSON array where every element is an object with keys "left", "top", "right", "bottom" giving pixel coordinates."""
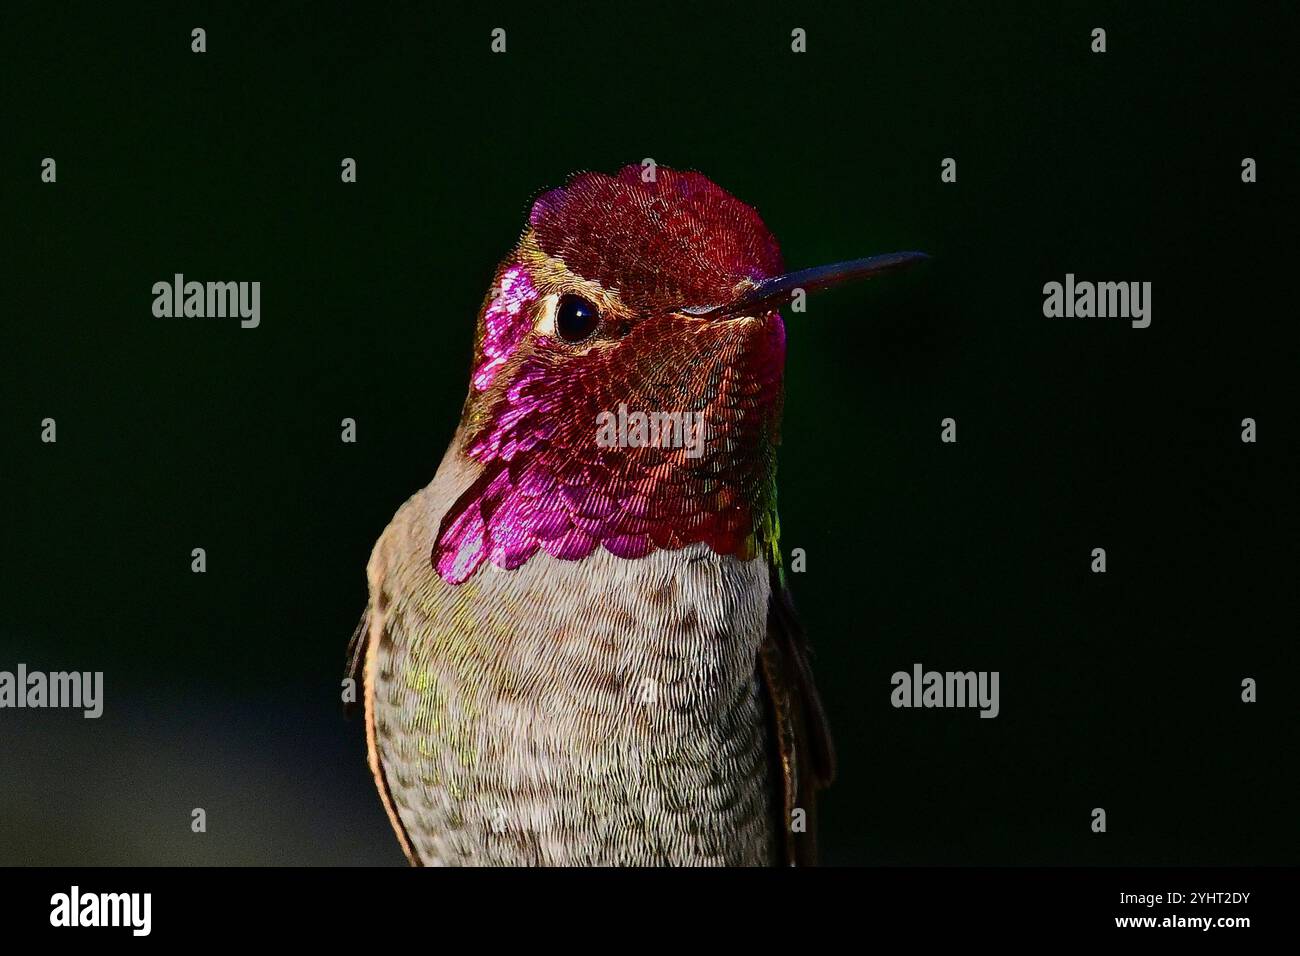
[{"left": 682, "top": 251, "right": 928, "bottom": 318}]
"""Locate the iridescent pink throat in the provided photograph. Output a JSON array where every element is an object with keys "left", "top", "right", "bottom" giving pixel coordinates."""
[{"left": 432, "top": 266, "right": 786, "bottom": 585}]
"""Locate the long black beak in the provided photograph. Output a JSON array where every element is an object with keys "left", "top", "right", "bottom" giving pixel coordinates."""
[{"left": 682, "top": 251, "right": 928, "bottom": 318}]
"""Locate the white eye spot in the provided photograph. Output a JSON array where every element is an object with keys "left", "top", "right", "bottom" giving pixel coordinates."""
[{"left": 534, "top": 294, "right": 560, "bottom": 338}]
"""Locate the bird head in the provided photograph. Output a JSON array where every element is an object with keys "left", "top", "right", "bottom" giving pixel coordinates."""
[{"left": 433, "top": 164, "right": 924, "bottom": 583}]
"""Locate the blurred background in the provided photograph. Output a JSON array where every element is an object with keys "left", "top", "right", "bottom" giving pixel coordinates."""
[{"left": 2, "top": 0, "right": 1294, "bottom": 865}]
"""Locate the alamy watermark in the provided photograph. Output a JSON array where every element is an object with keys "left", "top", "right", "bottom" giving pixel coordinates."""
[
  {"left": 1043, "top": 274, "right": 1151, "bottom": 328},
  {"left": 0, "top": 664, "right": 103, "bottom": 718},
  {"left": 152, "top": 273, "right": 260, "bottom": 328},
  {"left": 50, "top": 886, "right": 150, "bottom": 936},
  {"left": 891, "top": 663, "right": 1000, "bottom": 718},
  {"left": 595, "top": 402, "right": 706, "bottom": 458}
]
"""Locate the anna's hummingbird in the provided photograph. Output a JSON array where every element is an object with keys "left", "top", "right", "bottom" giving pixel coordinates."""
[{"left": 347, "top": 165, "right": 925, "bottom": 866}]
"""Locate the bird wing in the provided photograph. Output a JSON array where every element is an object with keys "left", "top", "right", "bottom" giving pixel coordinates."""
[
  {"left": 759, "top": 568, "right": 836, "bottom": 865},
  {"left": 342, "top": 610, "right": 368, "bottom": 720},
  {"left": 344, "top": 606, "right": 421, "bottom": 865}
]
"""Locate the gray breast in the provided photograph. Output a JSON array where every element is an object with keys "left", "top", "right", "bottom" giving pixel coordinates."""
[{"left": 367, "top": 480, "right": 776, "bottom": 866}]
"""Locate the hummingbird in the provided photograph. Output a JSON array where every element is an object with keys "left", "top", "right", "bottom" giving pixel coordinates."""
[{"left": 346, "top": 164, "right": 925, "bottom": 866}]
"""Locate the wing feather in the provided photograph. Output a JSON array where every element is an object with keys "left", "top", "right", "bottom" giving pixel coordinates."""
[
  {"left": 759, "top": 569, "right": 835, "bottom": 865},
  {"left": 345, "top": 607, "right": 421, "bottom": 865}
]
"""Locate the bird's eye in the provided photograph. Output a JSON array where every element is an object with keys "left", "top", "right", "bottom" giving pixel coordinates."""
[{"left": 555, "top": 294, "right": 601, "bottom": 343}]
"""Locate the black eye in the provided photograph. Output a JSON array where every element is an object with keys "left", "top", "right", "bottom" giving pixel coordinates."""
[{"left": 555, "top": 294, "right": 601, "bottom": 343}]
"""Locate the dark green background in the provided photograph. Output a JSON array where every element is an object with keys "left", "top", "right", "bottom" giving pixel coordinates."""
[{"left": 3, "top": 0, "right": 1294, "bottom": 865}]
